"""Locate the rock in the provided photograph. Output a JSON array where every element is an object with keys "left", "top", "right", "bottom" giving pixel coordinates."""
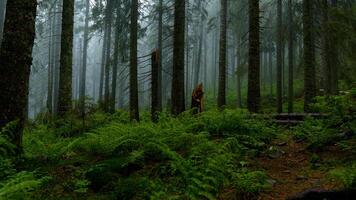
[
  {"left": 296, "top": 175, "right": 307, "bottom": 181},
  {"left": 277, "top": 141, "right": 287, "bottom": 146},
  {"left": 266, "top": 179, "right": 277, "bottom": 187},
  {"left": 268, "top": 150, "right": 285, "bottom": 159}
]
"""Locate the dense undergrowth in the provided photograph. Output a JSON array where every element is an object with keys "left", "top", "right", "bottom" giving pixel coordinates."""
[
  {"left": 1, "top": 109, "right": 275, "bottom": 199},
  {"left": 1, "top": 89, "right": 355, "bottom": 199}
]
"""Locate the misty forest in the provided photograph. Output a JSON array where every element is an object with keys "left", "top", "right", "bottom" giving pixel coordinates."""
[{"left": 0, "top": 0, "right": 355, "bottom": 199}]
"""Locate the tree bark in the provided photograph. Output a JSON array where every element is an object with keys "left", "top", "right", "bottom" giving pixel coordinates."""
[
  {"left": 0, "top": 0, "right": 37, "bottom": 152},
  {"left": 58, "top": 0, "right": 74, "bottom": 116},
  {"left": 269, "top": 42, "right": 273, "bottom": 98},
  {"left": 277, "top": 0, "right": 283, "bottom": 113},
  {"left": 218, "top": 0, "right": 227, "bottom": 108},
  {"left": 47, "top": 8, "right": 54, "bottom": 114},
  {"left": 110, "top": 0, "right": 121, "bottom": 113},
  {"left": 303, "top": 0, "right": 316, "bottom": 112},
  {"left": 288, "top": 0, "right": 294, "bottom": 113},
  {"left": 157, "top": 0, "right": 163, "bottom": 112},
  {"left": 171, "top": 0, "right": 186, "bottom": 115},
  {"left": 130, "top": 0, "right": 140, "bottom": 121},
  {"left": 80, "top": 0, "right": 90, "bottom": 115},
  {"left": 236, "top": 38, "right": 242, "bottom": 108},
  {"left": 53, "top": 5, "right": 61, "bottom": 115},
  {"left": 104, "top": 0, "right": 113, "bottom": 112},
  {"left": 329, "top": 0, "right": 338, "bottom": 95},
  {"left": 323, "top": 0, "right": 339, "bottom": 95},
  {"left": 247, "top": 0, "right": 261, "bottom": 113},
  {"left": 99, "top": 16, "right": 108, "bottom": 105},
  {"left": 194, "top": 1, "right": 204, "bottom": 87},
  {"left": 0, "top": 0, "right": 6, "bottom": 45},
  {"left": 151, "top": 50, "right": 160, "bottom": 122}
]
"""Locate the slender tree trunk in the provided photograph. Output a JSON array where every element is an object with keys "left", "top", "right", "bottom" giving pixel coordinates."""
[
  {"left": 218, "top": 0, "right": 227, "bottom": 108},
  {"left": 276, "top": 0, "right": 283, "bottom": 113},
  {"left": 324, "top": 0, "right": 339, "bottom": 95},
  {"left": 157, "top": 0, "right": 163, "bottom": 112},
  {"left": 130, "top": 0, "right": 140, "bottom": 121},
  {"left": 80, "top": 0, "right": 90, "bottom": 115},
  {"left": 111, "top": 1, "right": 121, "bottom": 113},
  {"left": 58, "top": 0, "right": 74, "bottom": 116},
  {"left": 104, "top": 0, "right": 113, "bottom": 112},
  {"left": 47, "top": 9, "right": 54, "bottom": 114},
  {"left": 194, "top": 2, "right": 204, "bottom": 86},
  {"left": 269, "top": 42, "right": 273, "bottom": 98},
  {"left": 247, "top": 0, "right": 261, "bottom": 113},
  {"left": 0, "top": 0, "right": 37, "bottom": 152},
  {"left": 303, "top": 0, "right": 316, "bottom": 112},
  {"left": 53, "top": 5, "right": 61, "bottom": 115},
  {"left": 99, "top": 21, "right": 108, "bottom": 105},
  {"left": 0, "top": 0, "right": 6, "bottom": 45},
  {"left": 203, "top": 33, "right": 208, "bottom": 86},
  {"left": 213, "top": 28, "right": 218, "bottom": 98},
  {"left": 76, "top": 38, "right": 83, "bottom": 102},
  {"left": 151, "top": 50, "right": 160, "bottom": 121},
  {"left": 330, "top": 0, "right": 338, "bottom": 95},
  {"left": 263, "top": 51, "right": 268, "bottom": 92},
  {"left": 236, "top": 39, "right": 242, "bottom": 108},
  {"left": 288, "top": 0, "right": 294, "bottom": 113},
  {"left": 171, "top": 0, "right": 186, "bottom": 115},
  {"left": 185, "top": 2, "right": 190, "bottom": 105}
]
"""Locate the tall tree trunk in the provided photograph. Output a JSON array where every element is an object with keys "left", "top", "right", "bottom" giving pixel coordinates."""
[
  {"left": 53, "top": 4, "right": 61, "bottom": 115},
  {"left": 323, "top": 0, "right": 338, "bottom": 95},
  {"left": 194, "top": 2, "right": 204, "bottom": 87},
  {"left": 329, "top": 0, "right": 338, "bottom": 95},
  {"left": 80, "top": 0, "right": 90, "bottom": 115},
  {"left": 276, "top": 0, "right": 283, "bottom": 113},
  {"left": 269, "top": 42, "right": 273, "bottom": 98},
  {"left": 171, "top": 0, "right": 186, "bottom": 115},
  {"left": 157, "top": 0, "right": 163, "bottom": 112},
  {"left": 111, "top": 0, "right": 121, "bottom": 113},
  {"left": 47, "top": 9, "right": 54, "bottom": 114},
  {"left": 263, "top": 51, "right": 268, "bottom": 92},
  {"left": 104, "top": 0, "right": 113, "bottom": 112},
  {"left": 58, "top": 0, "right": 74, "bottom": 116},
  {"left": 185, "top": 2, "right": 190, "bottom": 106},
  {"left": 203, "top": 33, "right": 208, "bottom": 87},
  {"left": 130, "top": 0, "right": 140, "bottom": 121},
  {"left": 247, "top": 0, "right": 260, "bottom": 113},
  {"left": 99, "top": 21, "right": 108, "bottom": 105},
  {"left": 213, "top": 28, "right": 218, "bottom": 98},
  {"left": 0, "top": 0, "right": 37, "bottom": 152},
  {"left": 288, "top": 0, "right": 294, "bottom": 113},
  {"left": 151, "top": 51, "right": 160, "bottom": 122},
  {"left": 0, "top": 0, "right": 6, "bottom": 45},
  {"left": 218, "top": 0, "right": 227, "bottom": 108},
  {"left": 303, "top": 0, "right": 316, "bottom": 112},
  {"left": 236, "top": 38, "right": 242, "bottom": 108}
]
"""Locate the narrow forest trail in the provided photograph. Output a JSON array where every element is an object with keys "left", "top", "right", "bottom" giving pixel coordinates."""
[{"left": 256, "top": 138, "right": 341, "bottom": 200}]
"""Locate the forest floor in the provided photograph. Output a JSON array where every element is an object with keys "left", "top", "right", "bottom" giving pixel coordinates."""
[{"left": 255, "top": 134, "right": 346, "bottom": 200}]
